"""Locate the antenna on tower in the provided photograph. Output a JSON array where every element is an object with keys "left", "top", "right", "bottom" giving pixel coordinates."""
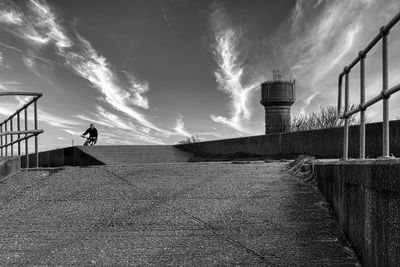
[{"left": 273, "top": 69, "right": 281, "bottom": 81}]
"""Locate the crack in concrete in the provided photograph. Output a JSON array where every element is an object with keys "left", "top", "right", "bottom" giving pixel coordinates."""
[
  {"left": 100, "top": 166, "right": 274, "bottom": 265},
  {"left": 180, "top": 209, "right": 275, "bottom": 266}
]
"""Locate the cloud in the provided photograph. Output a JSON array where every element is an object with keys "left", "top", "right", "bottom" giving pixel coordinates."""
[
  {"left": 0, "top": 41, "right": 59, "bottom": 65},
  {"left": 39, "top": 110, "right": 83, "bottom": 128},
  {"left": 0, "top": 80, "right": 20, "bottom": 91},
  {"left": 0, "top": 96, "right": 82, "bottom": 130},
  {"left": 0, "top": 0, "right": 71, "bottom": 50},
  {"left": 172, "top": 114, "right": 226, "bottom": 140},
  {"left": 64, "top": 34, "right": 161, "bottom": 131},
  {"left": 290, "top": 0, "right": 304, "bottom": 32},
  {"left": 1, "top": 81, "right": 21, "bottom": 86},
  {"left": 271, "top": 0, "right": 400, "bottom": 118},
  {"left": 285, "top": 1, "right": 363, "bottom": 82},
  {"left": 77, "top": 105, "right": 138, "bottom": 132},
  {"left": 159, "top": 5, "right": 173, "bottom": 32},
  {"left": 174, "top": 114, "right": 192, "bottom": 137},
  {"left": 0, "top": 51, "right": 10, "bottom": 71},
  {"left": 0, "top": 0, "right": 169, "bottom": 144},
  {"left": 14, "top": 96, "right": 83, "bottom": 128},
  {"left": 195, "top": 131, "right": 227, "bottom": 140},
  {"left": 209, "top": 3, "right": 262, "bottom": 133},
  {"left": 27, "top": 0, "right": 72, "bottom": 49},
  {"left": 75, "top": 105, "right": 165, "bottom": 145},
  {"left": 63, "top": 129, "right": 80, "bottom": 135},
  {"left": 0, "top": 9, "right": 23, "bottom": 25},
  {"left": 122, "top": 71, "right": 149, "bottom": 109}
]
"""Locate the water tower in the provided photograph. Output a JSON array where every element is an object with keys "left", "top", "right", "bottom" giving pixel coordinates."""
[{"left": 260, "top": 70, "right": 296, "bottom": 134}]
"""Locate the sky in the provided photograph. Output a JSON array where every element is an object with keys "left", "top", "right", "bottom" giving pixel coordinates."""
[{"left": 0, "top": 0, "right": 400, "bottom": 150}]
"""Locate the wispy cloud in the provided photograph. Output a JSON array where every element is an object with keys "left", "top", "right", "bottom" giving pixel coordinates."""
[
  {"left": 159, "top": 5, "right": 173, "bottom": 32},
  {"left": 0, "top": 41, "right": 59, "bottom": 65},
  {"left": 27, "top": 0, "right": 71, "bottom": 49},
  {"left": 75, "top": 105, "right": 165, "bottom": 145},
  {"left": 122, "top": 71, "right": 149, "bottom": 109},
  {"left": 174, "top": 114, "right": 192, "bottom": 137},
  {"left": 209, "top": 3, "right": 263, "bottom": 134},
  {"left": 0, "top": 51, "right": 9, "bottom": 72},
  {"left": 0, "top": 97, "right": 82, "bottom": 129},
  {"left": 284, "top": 1, "right": 363, "bottom": 85},
  {"left": 63, "top": 129, "right": 81, "bottom": 136},
  {"left": 39, "top": 110, "right": 83, "bottom": 128},
  {"left": 0, "top": 79, "right": 20, "bottom": 91},
  {"left": 0, "top": 9, "right": 23, "bottom": 25},
  {"left": 65, "top": 34, "right": 161, "bottom": 130},
  {"left": 271, "top": 0, "right": 400, "bottom": 117},
  {"left": 0, "top": 0, "right": 170, "bottom": 143}
]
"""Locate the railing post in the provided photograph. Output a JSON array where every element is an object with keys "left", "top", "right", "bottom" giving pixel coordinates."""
[
  {"left": 0, "top": 93, "right": 42, "bottom": 166},
  {"left": 25, "top": 108, "right": 29, "bottom": 168},
  {"left": 0, "top": 125, "right": 2, "bottom": 156},
  {"left": 17, "top": 113, "right": 21, "bottom": 156},
  {"left": 34, "top": 101, "right": 38, "bottom": 168},
  {"left": 10, "top": 118, "right": 13, "bottom": 156},
  {"left": 338, "top": 75, "right": 343, "bottom": 114},
  {"left": 343, "top": 67, "right": 350, "bottom": 160},
  {"left": 5, "top": 122, "right": 7, "bottom": 156},
  {"left": 359, "top": 51, "right": 366, "bottom": 159},
  {"left": 381, "top": 26, "right": 390, "bottom": 157}
]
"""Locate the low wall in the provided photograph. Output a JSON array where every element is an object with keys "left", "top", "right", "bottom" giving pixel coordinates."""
[
  {"left": 21, "top": 146, "right": 105, "bottom": 168},
  {"left": 0, "top": 156, "right": 20, "bottom": 181},
  {"left": 175, "top": 120, "right": 400, "bottom": 159},
  {"left": 314, "top": 159, "right": 400, "bottom": 266}
]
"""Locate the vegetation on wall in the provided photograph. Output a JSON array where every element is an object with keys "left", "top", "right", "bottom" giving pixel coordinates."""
[
  {"left": 178, "top": 136, "right": 201, "bottom": 144},
  {"left": 291, "top": 105, "right": 361, "bottom": 131}
]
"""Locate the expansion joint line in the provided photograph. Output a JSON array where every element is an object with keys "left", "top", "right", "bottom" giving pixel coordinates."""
[
  {"left": 99, "top": 167, "right": 141, "bottom": 190},
  {"left": 100, "top": 166, "right": 275, "bottom": 265},
  {"left": 179, "top": 209, "right": 276, "bottom": 266}
]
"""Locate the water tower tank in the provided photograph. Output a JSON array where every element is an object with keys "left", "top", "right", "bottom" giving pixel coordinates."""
[{"left": 260, "top": 71, "right": 296, "bottom": 134}]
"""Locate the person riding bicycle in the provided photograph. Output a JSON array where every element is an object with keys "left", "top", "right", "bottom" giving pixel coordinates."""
[{"left": 81, "top": 123, "right": 98, "bottom": 146}]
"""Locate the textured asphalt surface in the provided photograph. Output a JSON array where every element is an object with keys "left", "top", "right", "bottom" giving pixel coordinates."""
[{"left": 0, "top": 162, "right": 359, "bottom": 266}]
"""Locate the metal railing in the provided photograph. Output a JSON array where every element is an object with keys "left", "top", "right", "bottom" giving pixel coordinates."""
[
  {"left": 0, "top": 92, "right": 43, "bottom": 168},
  {"left": 337, "top": 11, "right": 400, "bottom": 159}
]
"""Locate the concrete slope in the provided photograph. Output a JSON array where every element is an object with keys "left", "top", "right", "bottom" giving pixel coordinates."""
[
  {"left": 79, "top": 145, "right": 193, "bottom": 165},
  {"left": 0, "top": 162, "right": 359, "bottom": 265}
]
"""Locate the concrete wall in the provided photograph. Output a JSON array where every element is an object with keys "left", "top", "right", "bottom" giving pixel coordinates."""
[
  {"left": 21, "top": 146, "right": 104, "bottom": 168},
  {"left": 175, "top": 120, "right": 400, "bottom": 159},
  {"left": 314, "top": 159, "right": 400, "bottom": 266},
  {"left": 0, "top": 156, "right": 20, "bottom": 181}
]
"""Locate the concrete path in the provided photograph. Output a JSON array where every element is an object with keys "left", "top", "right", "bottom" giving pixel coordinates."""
[
  {"left": 79, "top": 145, "right": 193, "bottom": 165},
  {"left": 0, "top": 162, "right": 359, "bottom": 266}
]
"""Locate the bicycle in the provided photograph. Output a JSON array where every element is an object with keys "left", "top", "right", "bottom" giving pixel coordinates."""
[{"left": 81, "top": 135, "right": 97, "bottom": 146}]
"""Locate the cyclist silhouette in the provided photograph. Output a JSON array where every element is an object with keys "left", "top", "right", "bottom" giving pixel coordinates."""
[{"left": 81, "top": 124, "right": 98, "bottom": 146}]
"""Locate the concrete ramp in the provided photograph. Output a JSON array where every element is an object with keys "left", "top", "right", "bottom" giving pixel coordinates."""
[
  {"left": 0, "top": 162, "right": 359, "bottom": 265},
  {"left": 78, "top": 145, "right": 192, "bottom": 165}
]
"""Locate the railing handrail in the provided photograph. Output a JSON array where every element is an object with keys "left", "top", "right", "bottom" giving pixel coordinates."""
[
  {"left": 341, "top": 83, "right": 400, "bottom": 118},
  {"left": 0, "top": 129, "right": 43, "bottom": 137},
  {"left": 0, "top": 131, "right": 43, "bottom": 149},
  {"left": 337, "top": 10, "right": 400, "bottom": 159},
  {"left": 0, "top": 91, "right": 43, "bottom": 168},
  {"left": 337, "top": 11, "right": 400, "bottom": 83},
  {"left": 0, "top": 93, "right": 42, "bottom": 126},
  {"left": 0, "top": 92, "right": 42, "bottom": 96}
]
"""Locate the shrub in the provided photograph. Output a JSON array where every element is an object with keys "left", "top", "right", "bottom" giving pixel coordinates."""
[
  {"left": 178, "top": 136, "right": 201, "bottom": 144},
  {"left": 291, "top": 105, "right": 361, "bottom": 131}
]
